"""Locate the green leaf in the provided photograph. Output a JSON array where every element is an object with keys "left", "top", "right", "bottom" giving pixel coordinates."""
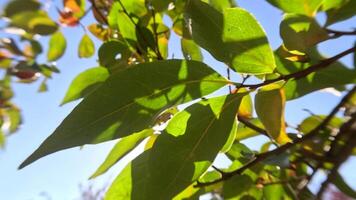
[
  {"left": 109, "top": 2, "right": 142, "bottom": 46},
  {"left": 150, "top": 0, "right": 173, "bottom": 11},
  {"left": 107, "top": 94, "right": 244, "bottom": 199},
  {"left": 61, "top": 67, "right": 109, "bottom": 105},
  {"left": 90, "top": 129, "right": 153, "bottom": 179},
  {"left": 221, "top": 120, "right": 238, "bottom": 152},
  {"left": 280, "top": 14, "right": 328, "bottom": 53},
  {"left": 10, "top": 11, "right": 58, "bottom": 35},
  {"left": 28, "top": 16, "right": 58, "bottom": 35},
  {"left": 0, "top": 131, "right": 5, "bottom": 148},
  {"left": 321, "top": 0, "right": 348, "bottom": 11},
  {"left": 332, "top": 172, "right": 356, "bottom": 198},
  {"left": 209, "top": 0, "right": 232, "bottom": 12},
  {"left": 6, "top": 107, "right": 22, "bottom": 133},
  {"left": 325, "top": 0, "right": 356, "bottom": 26},
  {"left": 181, "top": 38, "right": 203, "bottom": 61},
  {"left": 226, "top": 141, "right": 254, "bottom": 161},
  {"left": 185, "top": 0, "right": 276, "bottom": 74},
  {"left": 298, "top": 115, "right": 344, "bottom": 134},
  {"left": 19, "top": 59, "right": 228, "bottom": 169},
  {"left": 236, "top": 118, "right": 265, "bottom": 141},
  {"left": 266, "top": 0, "right": 323, "bottom": 16},
  {"left": 98, "top": 41, "right": 130, "bottom": 72},
  {"left": 276, "top": 48, "right": 356, "bottom": 100},
  {"left": 78, "top": 34, "right": 95, "bottom": 58},
  {"left": 223, "top": 174, "right": 254, "bottom": 199},
  {"left": 263, "top": 184, "right": 284, "bottom": 200},
  {"left": 47, "top": 31, "right": 66, "bottom": 61},
  {"left": 4, "top": 0, "right": 41, "bottom": 17}
]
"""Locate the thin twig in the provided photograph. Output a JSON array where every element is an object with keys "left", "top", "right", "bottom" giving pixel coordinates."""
[
  {"left": 237, "top": 46, "right": 355, "bottom": 90},
  {"left": 326, "top": 28, "right": 356, "bottom": 38},
  {"left": 195, "top": 86, "right": 356, "bottom": 187},
  {"left": 117, "top": 0, "right": 162, "bottom": 59},
  {"left": 150, "top": 6, "right": 163, "bottom": 60},
  {"left": 316, "top": 113, "right": 356, "bottom": 199},
  {"left": 237, "top": 116, "right": 276, "bottom": 143}
]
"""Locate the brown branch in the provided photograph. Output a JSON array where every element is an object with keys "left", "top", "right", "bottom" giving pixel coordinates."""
[
  {"left": 326, "top": 28, "right": 356, "bottom": 37},
  {"left": 195, "top": 86, "right": 356, "bottom": 187},
  {"left": 316, "top": 113, "right": 356, "bottom": 199},
  {"left": 262, "top": 176, "right": 306, "bottom": 186},
  {"left": 237, "top": 46, "right": 356, "bottom": 90},
  {"left": 89, "top": 0, "right": 108, "bottom": 25},
  {"left": 237, "top": 116, "right": 275, "bottom": 142}
]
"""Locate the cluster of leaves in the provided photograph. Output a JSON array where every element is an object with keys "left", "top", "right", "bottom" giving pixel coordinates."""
[
  {"left": 1, "top": 0, "right": 356, "bottom": 199},
  {"left": 0, "top": 0, "right": 96, "bottom": 147}
]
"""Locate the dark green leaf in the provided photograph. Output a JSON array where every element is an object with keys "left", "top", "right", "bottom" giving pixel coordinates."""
[
  {"left": 106, "top": 94, "right": 244, "bottom": 199},
  {"left": 61, "top": 67, "right": 109, "bottom": 105},
  {"left": 19, "top": 59, "right": 228, "bottom": 169},
  {"left": 185, "top": 0, "right": 276, "bottom": 74},
  {"left": 227, "top": 142, "right": 254, "bottom": 161},
  {"left": 223, "top": 174, "right": 254, "bottom": 199},
  {"left": 325, "top": 0, "right": 356, "bottom": 26},
  {"left": 4, "top": 0, "right": 41, "bottom": 17},
  {"left": 98, "top": 41, "right": 129, "bottom": 72}
]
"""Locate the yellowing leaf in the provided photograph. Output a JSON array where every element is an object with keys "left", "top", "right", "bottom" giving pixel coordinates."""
[
  {"left": 87, "top": 23, "right": 109, "bottom": 41},
  {"left": 78, "top": 34, "right": 95, "bottom": 58},
  {"left": 255, "top": 84, "right": 291, "bottom": 144}
]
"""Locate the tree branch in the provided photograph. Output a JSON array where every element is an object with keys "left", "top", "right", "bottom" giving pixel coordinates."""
[
  {"left": 237, "top": 46, "right": 355, "bottom": 90},
  {"left": 195, "top": 86, "right": 356, "bottom": 187},
  {"left": 89, "top": 0, "right": 108, "bottom": 25},
  {"left": 326, "top": 28, "right": 356, "bottom": 37}
]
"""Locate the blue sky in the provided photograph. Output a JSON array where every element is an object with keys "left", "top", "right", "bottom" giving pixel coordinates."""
[{"left": 0, "top": 1, "right": 355, "bottom": 199}]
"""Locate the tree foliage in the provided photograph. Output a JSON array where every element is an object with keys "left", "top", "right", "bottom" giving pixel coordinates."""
[{"left": 1, "top": 0, "right": 356, "bottom": 199}]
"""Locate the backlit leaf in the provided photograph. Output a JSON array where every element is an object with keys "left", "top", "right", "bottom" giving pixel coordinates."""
[
  {"left": 19, "top": 60, "right": 228, "bottom": 169},
  {"left": 106, "top": 94, "right": 244, "bottom": 199},
  {"left": 47, "top": 31, "right": 67, "bottom": 61},
  {"left": 181, "top": 38, "right": 203, "bottom": 61},
  {"left": 61, "top": 67, "right": 109, "bottom": 105},
  {"left": 78, "top": 34, "right": 95, "bottom": 58},
  {"left": 185, "top": 0, "right": 276, "bottom": 74},
  {"left": 90, "top": 129, "right": 153, "bottom": 179},
  {"left": 280, "top": 14, "right": 328, "bottom": 53}
]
